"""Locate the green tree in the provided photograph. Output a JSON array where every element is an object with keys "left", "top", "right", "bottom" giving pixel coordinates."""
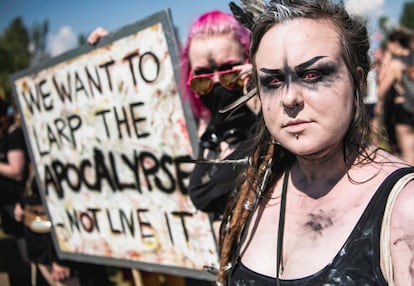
[
  {"left": 30, "top": 19, "right": 50, "bottom": 65},
  {"left": 400, "top": 1, "right": 414, "bottom": 30},
  {"left": 78, "top": 34, "right": 86, "bottom": 46},
  {"left": 378, "top": 16, "right": 391, "bottom": 34},
  {"left": 0, "top": 17, "right": 30, "bottom": 103}
]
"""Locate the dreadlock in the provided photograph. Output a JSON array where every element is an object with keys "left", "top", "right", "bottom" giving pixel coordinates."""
[
  {"left": 217, "top": 133, "right": 274, "bottom": 284},
  {"left": 217, "top": 122, "right": 295, "bottom": 284}
]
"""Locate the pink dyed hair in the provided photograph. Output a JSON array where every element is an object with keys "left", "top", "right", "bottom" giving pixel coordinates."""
[{"left": 179, "top": 10, "right": 251, "bottom": 120}]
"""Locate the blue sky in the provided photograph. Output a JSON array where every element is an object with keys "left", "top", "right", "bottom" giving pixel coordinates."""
[{"left": 0, "top": 0, "right": 409, "bottom": 57}]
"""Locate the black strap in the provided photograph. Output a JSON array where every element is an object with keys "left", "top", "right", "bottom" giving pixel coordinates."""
[{"left": 276, "top": 170, "right": 289, "bottom": 285}]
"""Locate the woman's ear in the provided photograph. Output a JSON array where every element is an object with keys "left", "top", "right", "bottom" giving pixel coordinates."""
[{"left": 356, "top": 66, "right": 365, "bottom": 86}]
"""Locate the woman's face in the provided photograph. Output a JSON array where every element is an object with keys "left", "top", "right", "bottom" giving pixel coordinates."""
[
  {"left": 188, "top": 34, "right": 245, "bottom": 77},
  {"left": 255, "top": 18, "right": 354, "bottom": 157}
]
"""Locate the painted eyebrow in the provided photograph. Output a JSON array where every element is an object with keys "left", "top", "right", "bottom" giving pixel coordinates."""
[
  {"left": 259, "top": 56, "right": 327, "bottom": 74},
  {"left": 295, "top": 56, "right": 327, "bottom": 73}
]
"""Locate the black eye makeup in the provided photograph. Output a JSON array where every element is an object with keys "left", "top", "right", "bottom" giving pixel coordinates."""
[
  {"left": 258, "top": 56, "right": 339, "bottom": 92},
  {"left": 297, "top": 63, "right": 338, "bottom": 84},
  {"left": 259, "top": 71, "right": 285, "bottom": 90}
]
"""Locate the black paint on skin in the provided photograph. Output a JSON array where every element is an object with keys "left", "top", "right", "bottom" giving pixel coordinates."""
[
  {"left": 304, "top": 210, "right": 334, "bottom": 235},
  {"left": 258, "top": 55, "right": 340, "bottom": 94}
]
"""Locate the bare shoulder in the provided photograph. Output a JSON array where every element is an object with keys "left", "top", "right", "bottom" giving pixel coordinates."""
[
  {"left": 392, "top": 179, "right": 414, "bottom": 225},
  {"left": 375, "top": 147, "right": 414, "bottom": 222},
  {"left": 390, "top": 58, "right": 406, "bottom": 71},
  {"left": 389, "top": 170, "right": 414, "bottom": 285}
]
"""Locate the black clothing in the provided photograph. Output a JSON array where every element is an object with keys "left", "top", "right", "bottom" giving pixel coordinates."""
[
  {"left": 394, "top": 103, "right": 414, "bottom": 127},
  {"left": 189, "top": 138, "right": 254, "bottom": 221},
  {"left": 189, "top": 84, "right": 257, "bottom": 221},
  {"left": 0, "top": 126, "right": 31, "bottom": 285},
  {"left": 200, "top": 94, "right": 256, "bottom": 151},
  {"left": 383, "top": 86, "right": 398, "bottom": 149},
  {"left": 0, "top": 127, "right": 29, "bottom": 236},
  {"left": 0, "top": 238, "right": 31, "bottom": 285},
  {"left": 383, "top": 53, "right": 414, "bottom": 150},
  {"left": 229, "top": 167, "right": 414, "bottom": 286},
  {"left": 24, "top": 179, "right": 57, "bottom": 264},
  {"left": 189, "top": 105, "right": 256, "bottom": 220},
  {"left": 200, "top": 83, "right": 244, "bottom": 115},
  {"left": 0, "top": 127, "right": 29, "bottom": 204}
]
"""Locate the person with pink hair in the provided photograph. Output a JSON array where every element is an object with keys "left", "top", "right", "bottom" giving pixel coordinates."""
[
  {"left": 179, "top": 10, "right": 257, "bottom": 133},
  {"left": 182, "top": 10, "right": 259, "bottom": 239}
]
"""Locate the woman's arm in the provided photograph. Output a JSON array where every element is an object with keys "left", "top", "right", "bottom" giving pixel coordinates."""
[
  {"left": 0, "top": 149, "right": 26, "bottom": 181},
  {"left": 377, "top": 60, "right": 402, "bottom": 101},
  {"left": 389, "top": 181, "right": 414, "bottom": 285},
  {"left": 375, "top": 60, "right": 402, "bottom": 117},
  {"left": 87, "top": 27, "right": 109, "bottom": 45}
]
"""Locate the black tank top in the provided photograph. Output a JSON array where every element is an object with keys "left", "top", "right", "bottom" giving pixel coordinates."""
[{"left": 229, "top": 167, "right": 414, "bottom": 286}]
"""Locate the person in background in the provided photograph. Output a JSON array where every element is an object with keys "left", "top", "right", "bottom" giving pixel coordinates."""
[
  {"left": 376, "top": 29, "right": 414, "bottom": 165},
  {"left": 0, "top": 99, "right": 31, "bottom": 285},
  {"left": 179, "top": 10, "right": 259, "bottom": 134},
  {"left": 216, "top": 0, "right": 414, "bottom": 285},
  {"left": 14, "top": 174, "right": 73, "bottom": 286},
  {"left": 181, "top": 10, "right": 259, "bottom": 237},
  {"left": 373, "top": 38, "right": 399, "bottom": 153},
  {"left": 180, "top": 10, "right": 260, "bottom": 286},
  {"left": 14, "top": 172, "right": 112, "bottom": 286},
  {"left": 365, "top": 43, "right": 384, "bottom": 145}
]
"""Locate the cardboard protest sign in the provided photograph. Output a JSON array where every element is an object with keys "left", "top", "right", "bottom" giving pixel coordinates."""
[{"left": 10, "top": 9, "right": 218, "bottom": 280}]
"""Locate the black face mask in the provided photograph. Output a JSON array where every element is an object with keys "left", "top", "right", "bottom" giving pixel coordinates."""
[
  {"left": 199, "top": 83, "right": 243, "bottom": 114},
  {"left": 199, "top": 83, "right": 256, "bottom": 151}
]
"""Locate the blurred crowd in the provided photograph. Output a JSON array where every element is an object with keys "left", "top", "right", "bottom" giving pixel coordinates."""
[{"left": 368, "top": 27, "right": 414, "bottom": 164}]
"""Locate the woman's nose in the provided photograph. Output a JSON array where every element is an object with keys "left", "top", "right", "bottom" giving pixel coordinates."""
[
  {"left": 212, "top": 71, "right": 221, "bottom": 83},
  {"left": 281, "top": 85, "right": 304, "bottom": 114}
]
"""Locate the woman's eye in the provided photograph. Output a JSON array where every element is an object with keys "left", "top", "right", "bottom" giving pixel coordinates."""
[
  {"left": 269, "top": 77, "right": 283, "bottom": 87},
  {"left": 303, "top": 70, "right": 321, "bottom": 82},
  {"left": 260, "top": 76, "right": 283, "bottom": 89}
]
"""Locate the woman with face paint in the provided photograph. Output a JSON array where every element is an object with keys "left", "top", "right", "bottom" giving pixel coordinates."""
[
  {"left": 182, "top": 11, "right": 259, "bottom": 234},
  {"left": 216, "top": 1, "right": 414, "bottom": 285}
]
